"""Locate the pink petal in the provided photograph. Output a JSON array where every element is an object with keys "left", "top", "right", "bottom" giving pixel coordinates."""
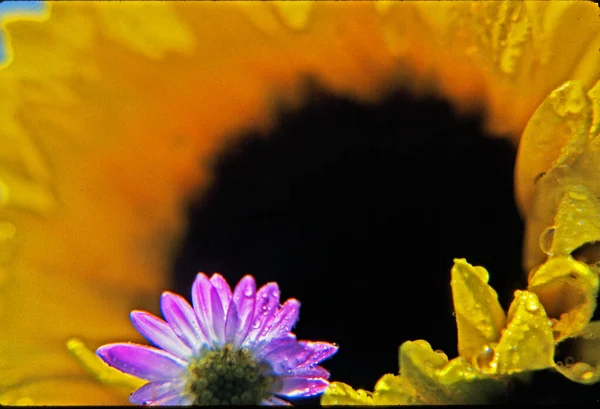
[
  {"left": 297, "top": 341, "right": 339, "bottom": 368},
  {"left": 192, "top": 273, "right": 226, "bottom": 345},
  {"left": 210, "top": 273, "right": 233, "bottom": 314},
  {"left": 130, "top": 380, "right": 186, "bottom": 404},
  {"left": 260, "top": 299, "right": 300, "bottom": 342},
  {"left": 262, "top": 342, "right": 314, "bottom": 374},
  {"left": 286, "top": 366, "right": 330, "bottom": 378},
  {"left": 263, "top": 396, "right": 292, "bottom": 405},
  {"left": 161, "top": 292, "right": 208, "bottom": 351},
  {"left": 130, "top": 311, "right": 193, "bottom": 359},
  {"left": 254, "top": 335, "right": 297, "bottom": 361},
  {"left": 277, "top": 376, "right": 329, "bottom": 397},
  {"left": 244, "top": 283, "right": 280, "bottom": 346},
  {"left": 225, "top": 275, "right": 256, "bottom": 347},
  {"left": 97, "top": 343, "right": 187, "bottom": 381}
]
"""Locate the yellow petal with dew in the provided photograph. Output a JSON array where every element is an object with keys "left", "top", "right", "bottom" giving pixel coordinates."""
[
  {"left": 451, "top": 258, "right": 506, "bottom": 361},
  {"left": 555, "top": 321, "right": 600, "bottom": 385},
  {"left": 379, "top": 1, "right": 600, "bottom": 139},
  {"left": 515, "top": 80, "right": 594, "bottom": 219},
  {"left": 321, "top": 382, "right": 373, "bottom": 406},
  {"left": 517, "top": 80, "right": 600, "bottom": 273},
  {"left": 528, "top": 256, "right": 598, "bottom": 341},
  {"left": 488, "top": 290, "right": 555, "bottom": 375},
  {"left": 398, "top": 340, "right": 507, "bottom": 404},
  {"left": 372, "top": 374, "right": 424, "bottom": 405},
  {"left": 550, "top": 185, "right": 600, "bottom": 264}
]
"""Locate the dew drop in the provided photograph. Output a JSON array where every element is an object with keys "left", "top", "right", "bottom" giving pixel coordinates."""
[
  {"left": 564, "top": 356, "right": 575, "bottom": 366},
  {"left": 581, "top": 371, "right": 595, "bottom": 381},
  {"left": 244, "top": 288, "right": 253, "bottom": 297},
  {"left": 568, "top": 190, "right": 587, "bottom": 201},
  {"left": 539, "top": 226, "right": 555, "bottom": 255},
  {"left": 252, "top": 320, "right": 261, "bottom": 329},
  {"left": 525, "top": 300, "right": 539, "bottom": 313},
  {"left": 475, "top": 345, "right": 496, "bottom": 374}
]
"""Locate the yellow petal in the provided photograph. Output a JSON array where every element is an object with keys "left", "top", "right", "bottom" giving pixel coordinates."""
[
  {"left": 1, "top": 1, "right": 398, "bottom": 403},
  {"left": 372, "top": 374, "right": 424, "bottom": 405},
  {"left": 379, "top": 1, "right": 600, "bottom": 138},
  {"left": 451, "top": 259, "right": 506, "bottom": 361},
  {"left": 490, "top": 290, "right": 555, "bottom": 375},
  {"left": 398, "top": 340, "right": 507, "bottom": 404},
  {"left": 321, "top": 382, "right": 374, "bottom": 406},
  {"left": 515, "top": 80, "right": 594, "bottom": 218},
  {"left": 66, "top": 338, "right": 146, "bottom": 391},
  {"left": 555, "top": 321, "right": 600, "bottom": 384},
  {"left": 528, "top": 257, "right": 599, "bottom": 341},
  {"left": 516, "top": 80, "right": 600, "bottom": 272}
]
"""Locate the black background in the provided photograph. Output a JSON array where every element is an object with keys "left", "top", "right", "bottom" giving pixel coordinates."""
[{"left": 172, "top": 83, "right": 599, "bottom": 404}]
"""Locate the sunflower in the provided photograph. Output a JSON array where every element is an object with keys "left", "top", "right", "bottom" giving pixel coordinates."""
[{"left": 0, "top": 0, "right": 598, "bottom": 405}]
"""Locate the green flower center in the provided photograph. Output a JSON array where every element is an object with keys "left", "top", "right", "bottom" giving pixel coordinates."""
[{"left": 187, "top": 344, "right": 275, "bottom": 405}]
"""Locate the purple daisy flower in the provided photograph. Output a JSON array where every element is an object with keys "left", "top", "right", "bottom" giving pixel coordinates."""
[{"left": 96, "top": 274, "right": 338, "bottom": 405}]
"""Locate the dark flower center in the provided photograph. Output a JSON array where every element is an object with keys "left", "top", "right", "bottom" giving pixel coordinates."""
[{"left": 187, "top": 344, "right": 275, "bottom": 405}]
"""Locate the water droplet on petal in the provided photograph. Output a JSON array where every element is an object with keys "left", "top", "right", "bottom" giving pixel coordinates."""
[
  {"left": 244, "top": 288, "right": 253, "bottom": 297},
  {"left": 526, "top": 300, "right": 539, "bottom": 313},
  {"left": 252, "top": 320, "right": 262, "bottom": 329},
  {"left": 568, "top": 191, "right": 587, "bottom": 201},
  {"left": 475, "top": 345, "right": 497, "bottom": 374},
  {"left": 564, "top": 356, "right": 575, "bottom": 367},
  {"left": 539, "top": 227, "right": 555, "bottom": 255},
  {"left": 581, "top": 371, "right": 595, "bottom": 381}
]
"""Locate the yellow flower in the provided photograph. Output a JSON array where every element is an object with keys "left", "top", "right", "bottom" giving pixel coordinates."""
[
  {"left": 1, "top": 0, "right": 599, "bottom": 405},
  {"left": 323, "top": 256, "right": 598, "bottom": 404}
]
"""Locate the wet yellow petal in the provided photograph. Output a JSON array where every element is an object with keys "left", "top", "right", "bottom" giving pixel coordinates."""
[
  {"left": 321, "top": 382, "right": 374, "bottom": 406},
  {"left": 490, "top": 290, "right": 555, "bottom": 375},
  {"left": 528, "top": 257, "right": 599, "bottom": 341},
  {"left": 397, "top": 340, "right": 506, "bottom": 404},
  {"left": 379, "top": 1, "right": 600, "bottom": 138},
  {"left": 555, "top": 321, "right": 600, "bottom": 384},
  {"left": 516, "top": 80, "right": 600, "bottom": 272},
  {"left": 371, "top": 374, "right": 423, "bottom": 405},
  {"left": 451, "top": 258, "right": 506, "bottom": 361},
  {"left": 515, "top": 80, "right": 595, "bottom": 218}
]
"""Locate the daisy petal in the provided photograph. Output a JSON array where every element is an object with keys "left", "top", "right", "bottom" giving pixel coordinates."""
[
  {"left": 262, "top": 342, "right": 314, "bottom": 374},
  {"left": 261, "top": 299, "right": 300, "bottom": 342},
  {"left": 192, "top": 273, "right": 226, "bottom": 345},
  {"left": 96, "top": 343, "right": 187, "bottom": 381},
  {"left": 263, "top": 396, "right": 292, "bottom": 405},
  {"left": 297, "top": 341, "right": 339, "bottom": 368},
  {"left": 161, "top": 292, "right": 208, "bottom": 351},
  {"left": 130, "top": 311, "right": 193, "bottom": 359},
  {"left": 254, "top": 335, "right": 297, "bottom": 360},
  {"left": 287, "top": 366, "right": 330, "bottom": 378},
  {"left": 150, "top": 390, "right": 191, "bottom": 405},
  {"left": 130, "top": 380, "right": 186, "bottom": 405},
  {"left": 210, "top": 273, "right": 233, "bottom": 315},
  {"left": 245, "top": 283, "right": 280, "bottom": 346},
  {"left": 226, "top": 275, "right": 256, "bottom": 347},
  {"left": 277, "top": 376, "right": 329, "bottom": 397}
]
